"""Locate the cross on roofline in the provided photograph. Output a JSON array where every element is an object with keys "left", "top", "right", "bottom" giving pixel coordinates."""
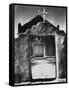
[{"left": 38, "top": 8, "right": 48, "bottom": 22}]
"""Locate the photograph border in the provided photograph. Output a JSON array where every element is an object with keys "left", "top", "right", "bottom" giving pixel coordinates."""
[{"left": 9, "top": 3, "right": 67, "bottom": 86}]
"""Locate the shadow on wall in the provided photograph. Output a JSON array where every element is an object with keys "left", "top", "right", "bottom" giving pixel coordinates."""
[{"left": 59, "top": 35, "right": 67, "bottom": 78}]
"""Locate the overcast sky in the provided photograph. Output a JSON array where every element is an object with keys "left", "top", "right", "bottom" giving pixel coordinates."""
[{"left": 14, "top": 5, "right": 67, "bottom": 38}]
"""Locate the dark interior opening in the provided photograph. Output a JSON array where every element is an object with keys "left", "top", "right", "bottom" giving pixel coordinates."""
[{"left": 30, "top": 35, "right": 56, "bottom": 58}]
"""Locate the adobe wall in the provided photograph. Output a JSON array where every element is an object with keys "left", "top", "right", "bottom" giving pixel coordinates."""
[
  {"left": 14, "top": 35, "right": 30, "bottom": 83},
  {"left": 14, "top": 22, "right": 66, "bottom": 83}
]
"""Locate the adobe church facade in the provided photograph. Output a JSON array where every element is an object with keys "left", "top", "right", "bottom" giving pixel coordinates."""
[{"left": 14, "top": 15, "right": 66, "bottom": 84}]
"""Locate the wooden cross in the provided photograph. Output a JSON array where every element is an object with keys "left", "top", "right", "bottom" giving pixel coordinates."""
[{"left": 38, "top": 8, "right": 48, "bottom": 22}]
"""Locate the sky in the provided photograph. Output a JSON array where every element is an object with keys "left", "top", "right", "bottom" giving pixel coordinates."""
[{"left": 14, "top": 4, "right": 67, "bottom": 38}]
